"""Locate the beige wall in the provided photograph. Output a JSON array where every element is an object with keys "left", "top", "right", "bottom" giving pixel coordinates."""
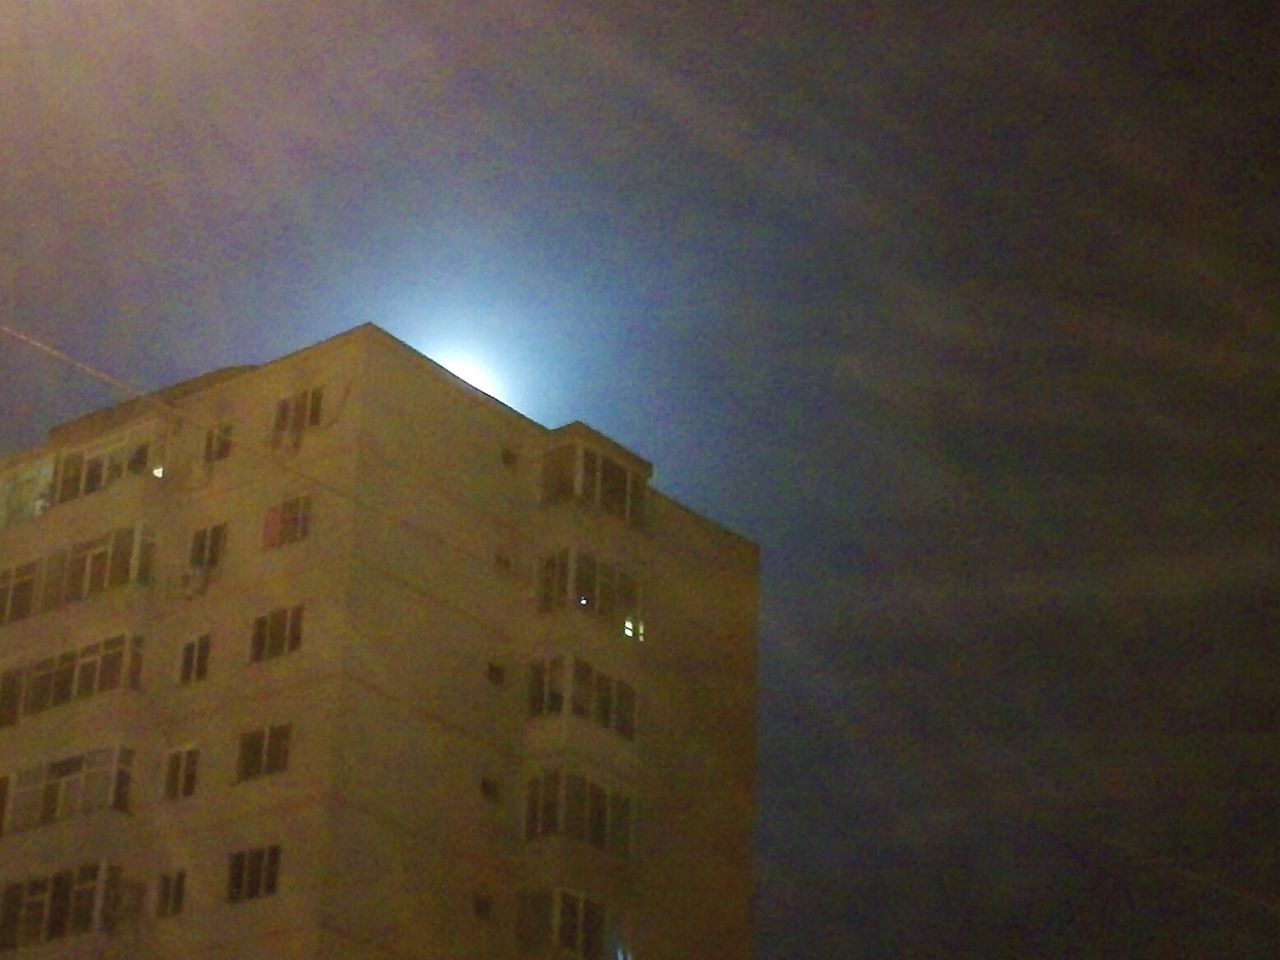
[{"left": 0, "top": 324, "right": 758, "bottom": 959}]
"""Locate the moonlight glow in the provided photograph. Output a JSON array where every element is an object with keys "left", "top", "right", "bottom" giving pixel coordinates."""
[{"left": 436, "top": 354, "right": 504, "bottom": 400}]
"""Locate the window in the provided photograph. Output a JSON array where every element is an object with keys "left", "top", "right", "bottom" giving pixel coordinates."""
[
  {"left": 204, "top": 423, "right": 233, "bottom": 463},
  {"left": 615, "top": 682, "right": 636, "bottom": 740},
  {"left": 250, "top": 606, "right": 303, "bottom": 662},
  {"left": 189, "top": 524, "right": 227, "bottom": 569},
  {"left": 236, "top": 724, "right": 291, "bottom": 781},
  {"left": 0, "top": 563, "right": 36, "bottom": 624},
  {"left": 541, "top": 446, "right": 575, "bottom": 503},
  {"left": 179, "top": 635, "right": 210, "bottom": 684},
  {"left": 572, "top": 660, "right": 594, "bottom": 718},
  {"left": 486, "top": 662, "right": 505, "bottom": 686},
  {"left": 524, "top": 769, "right": 559, "bottom": 839},
  {"left": 156, "top": 871, "right": 185, "bottom": 918},
  {"left": 608, "top": 794, "right": 632, "bottom": 856},
  {"left": 527, "top": 657, "right": 564, "bottom": 718},
  {"left": 480, "top": 777, "right": 500, "bottom": 802},
  {"left": 0, "top": 863, "right": 112, "bottom": 949},
  {"left": 524, "top": 769, "right": 632, "bottom": 857},
  {"left": 540, "top": 444, "right": 646, "bottom": 526},
  {"left": 2, "top": 526, "right": 153, "bottom": 626},
  {"left": 539, "top": 548, "right": 644, "bottom": 640},
  {"left": 271, "top": 387, "right": 323, "bottom": 447},
  {"left": 555, "top": 890, "right": 606, "bottom": 958},
  {"left": 538, "top": 549, "right": 569, "bottom": 611},
  {"left": 4, "top": 636, "right": 144, "bottom": 728},
  {"left": 6, "top": 747, "right": 133, "bottom": 832},
  {"left": 227, "top": 845, "right": 281, "bottom": 902},
  {"left": 262, "top": 496, "right": 311, "bottom": 548},
  {"left": 534, "top": 657, "right": 635, "bottom": 741},
  {"left": 164, "top": 748, "right": 199, "bottom": 800},
  {"left": 473, "top": 894, "right": 493, "bottom": 919},
  {"left": 0, "top": 458, "right": 53, "bottom": 531},
  {"left": 55, "top": 436, "right": 152, "bottom": 505}
]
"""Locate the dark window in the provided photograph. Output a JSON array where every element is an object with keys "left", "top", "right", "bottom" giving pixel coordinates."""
[
  {"left": 574, "top": 553, "right": 597, "bottom": 608},
  {"left": 307, "top": 387, "right": 323, "bottom": 427},
  {"left": 527, "top": 657, "right": 564, "bottom": 717},
  {"left": 180, "top": 635, "right": 211, "bottom": 684},
  {"left": 40, "top": 550, "right": 67, "bottom": 612},
  {"left": 0, "top": 883, "right": 21, "bottom": 950},
  {"left": 70, "top": 865, "right": 96, "bottom": 933},
  {"left": 252, "top": 606, "right": 303, "bottom": 662},
  {"left": 594, "top": 674, "right": 613, "bottom": 728},
  {"left": 46, "top": 870, "right": 71, "bottom": 940},
  {"left": 262, "top": 496, "right": 310, "bottom": 548},
  {"left": 582, "top": 899, "right": 605, "bottom": 959},
  {"left": 563, "top": 774, "right": 587, "bottom": 840},
  {"left": 541, "top": 446, "right": 576, "bottom": 503},
  {"left": 156, "top": 870, "right": 185, "bottom": 918},
  {"left": 8, "top": 564, "right": 36, "bottom": 622},
  {"left": 204, "top": 424, "right": 233, "bottom": 463},
  {"left": 486, "top": 662, "right": 504, "bottom": 686},
  {"left": 616, "top": 682, "right": 636, "bottom": 739},
  {"left": 0, "top": 671, "right": 19, "bottom": 727},
  {"left": 126, "top": 443, "right": 149, "bottom": 474},
  {"left": 540, "top": 770, "right": 560, "bottom": 837},
  {"left": 572, "top": 660, "right": 593, "bottom": 718},
  {"left": 228, "top": 845, "right": 280, "bottom": 902},
  {"left": 516, "top": 891, "right": 551, "bottom": 954},
  {"left": 107, "top": 527, "right": 134, "bottom": 587},
  {"left": 57, "top": 452, "right": 84, "bottom": 503},
  {"left": 588, "top": 783, "right": 608, "bottom": 848},
  {"left": 238, "top": 724, "right": 290, "bottom": 780},
  {"left": 609, "top": 794, "right": 632, "bottom": 857},
  {"left": 164, "top": 749, "right": 199, "bottom": 799},
  {"left": 557, "top": 892, "right": 581, "bottom": 951},
  {"left": 600, "top": 458, "right": 628, "bottom": 517},
  {"left": 190, "top": 524, "right": 227, "bottom": 569},
  {"left": 273, "top": 388, "right": 323, "bottom": 444}
]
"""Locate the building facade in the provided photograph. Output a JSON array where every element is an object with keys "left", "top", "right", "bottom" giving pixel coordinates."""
[{"left": 0, "top": 325, "right": 758, "bottom": 959}]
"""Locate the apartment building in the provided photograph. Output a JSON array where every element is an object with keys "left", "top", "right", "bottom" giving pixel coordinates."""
[{"left": 0, "top": 325, "right": 758, "bottom": 959}]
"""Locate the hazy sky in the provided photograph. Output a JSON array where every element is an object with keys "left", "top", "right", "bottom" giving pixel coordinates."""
[{"left": 3, "top": 3, "right": 1279, "bottom": 956}]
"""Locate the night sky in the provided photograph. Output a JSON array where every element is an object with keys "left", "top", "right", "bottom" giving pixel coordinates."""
[{"left": 3, "top": 4, "right": 1279, "bottom": 957}]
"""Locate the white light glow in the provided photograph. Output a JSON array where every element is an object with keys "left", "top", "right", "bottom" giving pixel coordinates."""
[{"left": 437, "top": 354, "right": 503, "bottom": 400}]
